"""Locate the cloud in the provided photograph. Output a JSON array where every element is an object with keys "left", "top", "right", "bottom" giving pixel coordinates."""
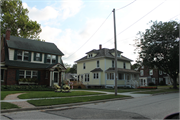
[
  {"left": 22, "top": 3, "right": 59, "bottom": 22},
  {"left": 60, "top": 0, "right": 84, "bottom": 20}
]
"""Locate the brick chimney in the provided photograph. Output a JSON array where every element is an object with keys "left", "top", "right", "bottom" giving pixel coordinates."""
[
  {"left": 99, "top": 44, "right": 102, "bottom": 49},
  {"left": 5, "top": 28, "right": 11, "bottom": 40}
]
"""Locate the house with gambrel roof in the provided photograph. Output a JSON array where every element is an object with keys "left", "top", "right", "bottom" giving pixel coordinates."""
[
  {"left": 1, "top": 29, "right": 66, "bottom": 86},
  {"left": 75, "top": 44, "right": 140, "bottom": 88}
]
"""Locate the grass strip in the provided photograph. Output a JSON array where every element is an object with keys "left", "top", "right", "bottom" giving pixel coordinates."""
[
  {"left": 133, "top": 89, "right": 179, "bottom": 94},
  {"left": 27, "top": 94, "right": 130, "bottom": 106},
  {"left": 1, "top": 91, "right": 26, "bottom": 100},
  {"left": 18, "top": 91, "right": 105, "bottom": 99},
  {"left": 1, "top": 102, "right": 20, "bottom": 109}
]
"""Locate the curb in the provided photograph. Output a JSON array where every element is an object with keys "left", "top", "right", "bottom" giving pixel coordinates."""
[
  {"left": 152, "top": 91, "right": 179, "bottom": 96},
  {"left": 1, "top": 97, "right": 133, "bottom": 113}
]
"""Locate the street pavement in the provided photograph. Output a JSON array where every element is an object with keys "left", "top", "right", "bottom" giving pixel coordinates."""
[{"left": 1, "top": 92, "right": 179, "bottom": 119}]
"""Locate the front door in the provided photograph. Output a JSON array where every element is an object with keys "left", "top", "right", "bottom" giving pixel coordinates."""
[{"left": 54, "top": 72, "right": 59, "bottom": 85}]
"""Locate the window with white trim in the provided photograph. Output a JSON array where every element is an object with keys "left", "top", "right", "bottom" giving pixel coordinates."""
[
  {"left": 93, "top": 73, "right": 99, "bottom": 79},
  {"left": 47, "top": 54, "right": 51, "bottom": 63},
  {"left": 149, "top": 69, "right": 153, "bottom": 75},
  {"left": 35, "top": 53, "right": 40, "bottom": 61},
  {"left": 19, "top": 70, "right": 38, "bottom": 79},
  {"left": 123, "top": 62, "right": 126, "bottom": 69},
  {"left": 83, "top": 63, "right": 86, "bottom": 69},
  {"left": 85, "top": 74, "right": 89, "bottom": 82},
  {"left": 17, "top": 50, "right": 29, "bottom": 61},
  {"left": 97, "top": 60, "right": 99, "bottom": 68},
  {"left": 140, "top": 70, "right": 144, "bottom": 76},
  {"left": 24, "top": 51, "right": 29, "bottom": 61},
  {"left": 107, "top": 73, "right": 114, "bottom": 80},
  {"left": 46, "top": 54, "right": 56, "bottom": 64},
  {"left": 112, "top": 60, "right": 114, "bottom": 68},
  {"left": 17, "top": 50, "right": 23, "bottom": 60}
]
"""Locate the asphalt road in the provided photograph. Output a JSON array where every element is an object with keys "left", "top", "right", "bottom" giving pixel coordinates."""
[{"left": 1, "top": 93, "right": 179, "bottom": 120}]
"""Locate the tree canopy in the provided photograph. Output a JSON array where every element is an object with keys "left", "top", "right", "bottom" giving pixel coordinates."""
[
  {"left": 1, "top": 0, "right": 42, "bottom": 40},
  {"left": 135, "top": 20, "right": 179, "bottom": 89}
]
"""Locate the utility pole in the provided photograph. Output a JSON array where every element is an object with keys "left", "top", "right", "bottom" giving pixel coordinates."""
[{"left": 112, "top": 8, "right": 118, "bottom": 96}]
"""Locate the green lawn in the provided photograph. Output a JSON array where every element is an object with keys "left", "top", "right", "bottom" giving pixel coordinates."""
[
  {"left": 133, "top": 89, "right": 179, "bottom": 94},
  {"left": 79, "top": 88, "right": 157, "bottom": 93},
  {"left": 28, "top": 94, "right": 130, "bottom": 106},
  {"left": 18, "top": 91, "right": 105, "bottom": 99},
  {"left": 1, "top": 102, "right": 20, "bottom": 109},
  {"left": 1, "top": 91, "right": 27, "bottom": 100}
]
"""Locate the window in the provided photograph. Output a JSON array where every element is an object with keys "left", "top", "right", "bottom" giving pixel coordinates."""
[
  {"left": 159, "top": 70, "right": 162, "bottom": 75},
  {"left": 19, "top": 70, "right": 38, "bottom": 79},
  {"left": 141, "top": 66, "right": 144, "bottom": 69},
  {"left": 112, "top": 60, "right": 114, "bottom": 68},
  {"left": 94, "top": 73, "right": 99, "bottom": 79},
  {"left": 52, "top": 55, "right": 56, "bottom": 63},
  {"left": 88, "top": 54, "right": 93, "bottom": 58},
  {"left": 118, "top": 73, "right": 124, "bottom": 80},
  {"left": 117, "top": 53, "right": 121, "bottom": 57},
  {"left": 35, "top": 53, "right": 40, "bottom": 61},
  {"left": 140, "top": 70, "right": 144, "bottom": 76},
  {"left": 33, "top": 71, "right": 38, "bottom": 79},
  {"left": 19, "top": 70, "right": 25, "bottom": 79},
  {"left": 97, "top": 60, "right": 99, "bottom": 68},
  {"left": 159, "top": 78, "right": 163, "bottom": 82},
  {"left": 26, "top": 71, "right": 31, "bottom": 78},
  {"left": 85, "top": 74, "right": 89, "bottom": 82},
  {"left": 47, "top": 54, "right": 51, "bottom": 63},
  {"left": 107, "top": 73, "right": 114, "bottom": 80},
  {"left": 152, "top": 78, "right": 155, "bottom": 83},
  {"left": 1, "top": 69, "right": 4, "bottom": 81},
  {"left": 126, "top": 74, "right": 130, "bottom": 80},
  {"left": 83, "top": 63, "right": 86, "bottom": 69},
  {"left": 149, "top": 69, "right": 153, "bottom": 75},
  {"left": 81, "top": 75, "right": 83, "bottom": 80},
  {"left": 24, "top": 51, "right": 29, "bottom": 61},
  {"left": 17, "top": 50, "right": 23, "bottom": 60},
  {"left": 123, "top": 62, "right": 126, "bottom": 69}
]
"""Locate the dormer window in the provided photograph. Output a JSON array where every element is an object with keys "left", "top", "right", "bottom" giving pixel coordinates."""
[
  {"left": 47, "top": 54, "right": 51, "bottom": 63},
  {"left": 24, "top": 51, "right": 29, "bottom": 61},
  {"left": 117, "top": 53, "right": 121, "bottom": 57},
  {"left": 52, "top": 55, "right": 56, "bottom": 63},
  {"left": 16, "top": 50, "right": 30, "bottom": 61},
  {"left": 17, "top": 50, "right": 22, "bottom": 60},
  {"left": 88, "top": 54, "right": 93, "bottom": 58},
  {"left": 46, "top": 54, "right": 57, "bottom": 64}
]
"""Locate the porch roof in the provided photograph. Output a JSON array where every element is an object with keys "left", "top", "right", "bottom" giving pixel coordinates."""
[
  {"left": 90, "top": 68, "right": 103, "bottom": 72},
  {"left": 5, "top": 60, "right": 65, "bottom": 70},
  {"left": 105, "top": 68, "right": 140, "bottom": 74}
]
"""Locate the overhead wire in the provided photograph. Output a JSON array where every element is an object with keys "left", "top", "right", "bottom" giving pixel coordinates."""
[
  {"left": 105, "top": 0, "right": 167, "bottom": 47},
  {"left": 116, "top": 0, "right": 137, "bottom": 11},
  {"left": 63, "top": 11, "right": 112, "bottom": 60}
]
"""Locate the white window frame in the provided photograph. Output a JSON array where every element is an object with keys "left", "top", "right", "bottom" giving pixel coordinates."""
[
  {"left": 97, "top": 60, "right": 99, "bottom": 68},
  {"left": 35, "top": 53, "right": 41, "bottom": 61},
  {"left": 17, "top": 50, "right": 29, "bottom": 61},
  {"left": 140, "top": 70, "right": 144, "bottom": 76},
  {"left": 85, "top": 74, "right": 89, "bottom": 82},
  {"left": 123, "top": 62, "right": 126, "bottom": 69},
  {"left": 83, "top": 63, "right": 86, "bottom": 69},
  {"left": 93, "top": 73, "right": 99, "bottom": 79},
  {"left": 149, "top": 69, "right": 153, "bottom": 75},
  {"left": 19, "top": 70, "right": 38, "bottom": 79},
  {"left": 107, "top": 73, "right": 114, "bottom": 80},
  {"left": 159, "top": 70, "right": 162, "bottom": 75},
  {"left": 112, "top": 60, "right": 114, "bottom": 68},
  {"left": 47, "top": 54, "right": 56, "bottom": 64}
]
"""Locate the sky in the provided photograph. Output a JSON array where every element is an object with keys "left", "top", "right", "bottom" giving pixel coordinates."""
[{"left": 22, "top": 0, "right": 180, "bottom": 66}]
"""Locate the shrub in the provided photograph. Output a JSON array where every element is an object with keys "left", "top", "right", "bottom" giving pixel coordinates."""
[
  {"left": 148, "top": 82, "right": 155, "bottom": 86},
  {"left": 159, "top": 81, "right": 166, "bottom": 86},
  {"left": 1, "top": 85, "right": 53, "bottom": 91}
]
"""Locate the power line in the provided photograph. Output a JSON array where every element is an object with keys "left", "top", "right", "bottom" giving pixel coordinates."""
[
  {"left": 116, "top": 0, "right": 136, "bottom": 11},
  {"left": 168, "top": 14, "right": 180, "bottom": 21},
  {"left": 63, "top": 11, "right": 112, "bottom": 60},
  {"left": 105, "top": 0, "right": 167, "bottom": 47}
]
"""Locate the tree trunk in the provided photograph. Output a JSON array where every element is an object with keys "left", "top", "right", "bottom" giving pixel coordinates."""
[{"left": 172, "top": 77, "right": 178, "bottom": 89}]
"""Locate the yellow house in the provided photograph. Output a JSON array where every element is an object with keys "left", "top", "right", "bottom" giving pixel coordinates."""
[{"left": 75, "top": 45, "right": 140, "bottom": 88}]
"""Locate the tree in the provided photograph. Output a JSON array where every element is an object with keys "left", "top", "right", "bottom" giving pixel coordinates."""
[
  {"left": 1, "top": 0, "right": 42, "bottom": 40},
  {"left": 131, "top": 63, "right": 140, "bottom": 70},
  {"left": 135, "top": 20, "right": 179, "bottom": 89}
]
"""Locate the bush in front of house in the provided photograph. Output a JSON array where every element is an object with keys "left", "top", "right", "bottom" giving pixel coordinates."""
[
  {"left": 137, "top": 86, "right": 157, "bottom": 89},
  {"left": 18, "top": 78, "right": 38, "bottom": 83},
  {"left": 1, "top": 85, "right": 53, "bottom": 91},
  {"left": 148, "top": 82, "right": 155, "bottom": 86},
  {"left": 159, "top": 81, "right": 167, "bottom": 86}
]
